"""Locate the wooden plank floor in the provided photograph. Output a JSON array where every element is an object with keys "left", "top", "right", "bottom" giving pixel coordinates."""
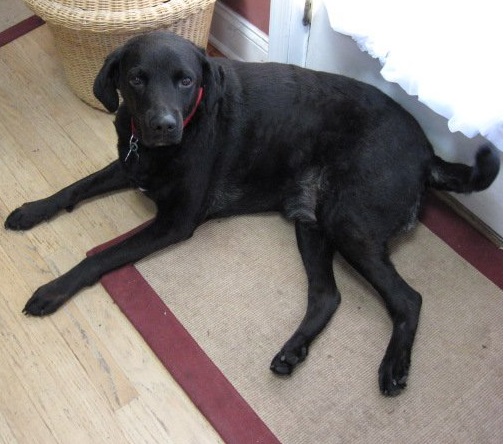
[{"left": 0, "top": 25, "right": 223, "bottom": 443}]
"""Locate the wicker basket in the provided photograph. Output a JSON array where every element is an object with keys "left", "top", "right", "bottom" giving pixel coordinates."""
[{"left": 23, "top": 0, "right": 216, "bottom": 110}]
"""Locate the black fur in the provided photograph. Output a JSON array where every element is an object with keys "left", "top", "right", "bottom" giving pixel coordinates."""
[{"left": 5, "top": 31, "right": 499, "bottom": 396}]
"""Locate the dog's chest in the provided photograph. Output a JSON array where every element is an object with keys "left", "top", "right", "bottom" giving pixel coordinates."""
[{"left": 119, "top": 144, "right": 177, "bottom": 193}]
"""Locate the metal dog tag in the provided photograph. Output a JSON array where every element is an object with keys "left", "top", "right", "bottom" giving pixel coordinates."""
[{"left": 125, "top": 134, "right": 140, "bottom": 162}]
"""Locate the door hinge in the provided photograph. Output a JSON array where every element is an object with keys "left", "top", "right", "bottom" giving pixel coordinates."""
[{"left": 303, "top": 0, "right": 312, "bottom": 26}]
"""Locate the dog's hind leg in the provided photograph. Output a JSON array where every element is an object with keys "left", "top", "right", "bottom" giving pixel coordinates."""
[
  {"left": 270, "top": 222, "right": 340, "bottom": 375},
  {"left": 337, "top": 236, "right": 422, "bottom": 396}
]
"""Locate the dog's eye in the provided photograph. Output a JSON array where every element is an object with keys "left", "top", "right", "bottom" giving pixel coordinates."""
[
  {"left": 180, "top": 77, "right": 193, "bottom": 87},
  {"left": 129, "top": 76, "right": 143, "bottom": 87}
]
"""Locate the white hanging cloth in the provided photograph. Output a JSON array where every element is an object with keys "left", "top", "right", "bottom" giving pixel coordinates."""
[{"left": 322, "top": 0, "right": 503, "bottom": 150}]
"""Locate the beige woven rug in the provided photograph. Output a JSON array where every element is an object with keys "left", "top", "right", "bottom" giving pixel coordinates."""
[{"left": 135, "top": 214, "right": 502, "bottom": 444}]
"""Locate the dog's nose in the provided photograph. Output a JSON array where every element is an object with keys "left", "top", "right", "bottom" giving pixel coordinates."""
[{"left": 150, "top": 114, "right": 177, "bottom": 133}]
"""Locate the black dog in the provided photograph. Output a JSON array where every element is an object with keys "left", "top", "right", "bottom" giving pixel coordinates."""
[{"left": 5, "top": 31, "right": 499, "bottom": 396}]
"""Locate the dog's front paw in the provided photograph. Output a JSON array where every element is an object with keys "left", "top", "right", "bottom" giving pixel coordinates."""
[
  {"left": 270, "top": 345, "right": 308, "bottom": 375},
  {"left": 5, "top": 201, "right": 55, "bottom": 231},
  {"left": 23, "top": 280, "right": 71, "bottom": 316},
  {"left": 378, "top": 353, "right": 410, "bottom": 396}
]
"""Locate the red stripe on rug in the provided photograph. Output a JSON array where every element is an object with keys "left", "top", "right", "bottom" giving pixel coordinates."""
[
  {"left": 89, "top": 241, "right": 281, "bottom": 444},
  {"left": 420, "top": 193, "right": 502, "bottom": 289},
  {"left": 0, "top": 16, "right": 45, "bottom": 47},
  {"left": 88, "top": 192, "right": 501, "bottom": 443}
]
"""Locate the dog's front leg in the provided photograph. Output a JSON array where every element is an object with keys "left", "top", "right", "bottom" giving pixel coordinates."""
[
  {"left": 5, "top": 161, "right": 129, "bottom": 230},
  {"left": 23, "top": 209, "right": 198, "bottom": 316}
]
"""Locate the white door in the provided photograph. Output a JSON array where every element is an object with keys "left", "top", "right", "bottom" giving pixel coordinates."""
[{"left": 269, "top": 0, "right": 502, "bottom": 237}]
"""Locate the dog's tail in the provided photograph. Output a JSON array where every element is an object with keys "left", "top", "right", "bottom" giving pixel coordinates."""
[{"left": 428, "top": 145, "right": 500, "bottom": 193}]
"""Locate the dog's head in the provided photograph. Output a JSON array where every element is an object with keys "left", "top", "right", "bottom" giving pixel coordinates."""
[{"left": 93, "top": 31, "right": 211, "bottom": 147}]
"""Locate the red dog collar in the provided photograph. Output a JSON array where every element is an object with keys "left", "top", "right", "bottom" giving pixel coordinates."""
[{"left": 183, "top": 86, "right": 204, "bottom": 127}]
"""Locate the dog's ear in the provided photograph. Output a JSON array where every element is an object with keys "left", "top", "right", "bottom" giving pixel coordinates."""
[
  {"left": 196, "top": 47, "right": 222, "bottom": 111},
  {"left": 93, "top": 47, "right": 123, "bottom": 112}
]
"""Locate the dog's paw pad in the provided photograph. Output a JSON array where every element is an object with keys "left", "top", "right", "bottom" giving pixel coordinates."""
[
  {"left": 5, "top": 203, "right": 51, "bottom": 231},
  {"left": 379, "top": 355, "right": 410, "bottom": 396},
  {"left": 5, "top": 207, "right": 31, "bottom": 230},
  {"left": 270, "top": 346, "right": 308, "bottom": 375},
  {"left": 23, "top": 284, "right": 69, "bottom": 317}
]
